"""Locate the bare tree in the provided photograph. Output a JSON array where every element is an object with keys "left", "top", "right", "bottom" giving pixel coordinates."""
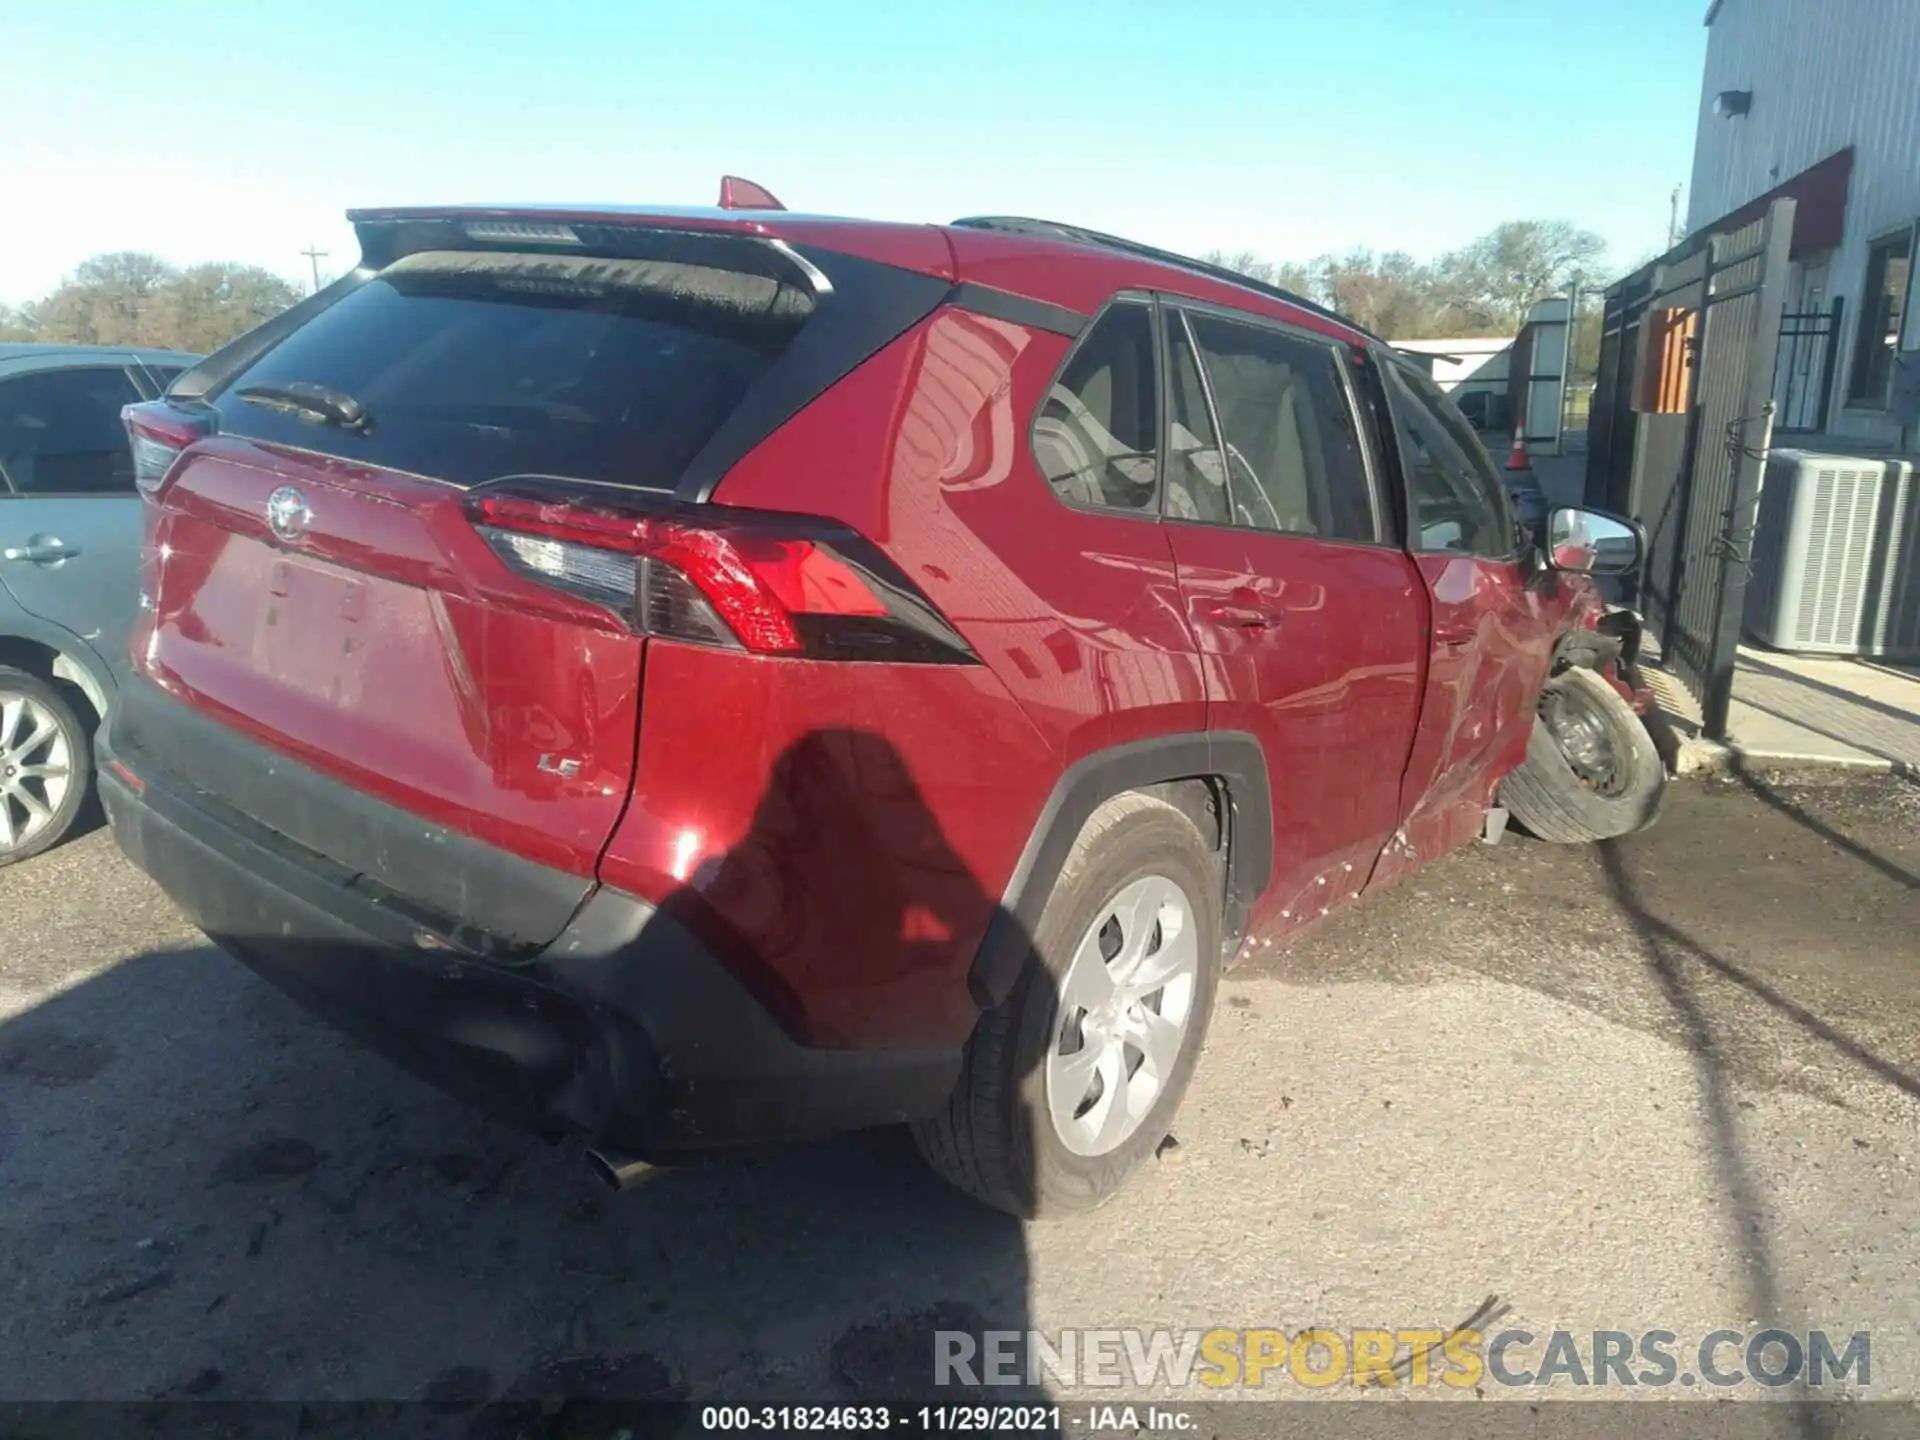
[
  {"left": 1437, "top": 220, "right": 1607, "bottom": 332},
  {"left": 147, "top": 264, "right": 303, "bottom": 353},
  {"left": 1204, "top": 249, "right": 1275, "bottom": 284},
  {"left": 1200, "top": 250, "right": 1326, "bottom": 306},
  {"left": 4, "top": 253, "right": 302, "bottom": 353},
  {"left": 0, "top": 304, "right": 34, "bottom": 343},
  {"left": 30, "top": 252, "right": 177, "bottom": 345},
  {"left": 1320, "top": 250, "right": 1457, "bottom": 338},
  {"left": 1202, "top": 219, "right": 1609, "bottom": 339}
]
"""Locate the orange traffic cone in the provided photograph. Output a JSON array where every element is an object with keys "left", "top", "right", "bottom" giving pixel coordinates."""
[{"left": 1505, "top": 424, "right": 1529, "bottom": 471}]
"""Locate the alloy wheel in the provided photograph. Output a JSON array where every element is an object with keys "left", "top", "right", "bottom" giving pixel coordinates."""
[
  {"left": 1046, "top": 873, "right": 1200, "bottom": 1157},
  {"left": 0, "top": 691, "right": 74, "bottom": 856}
]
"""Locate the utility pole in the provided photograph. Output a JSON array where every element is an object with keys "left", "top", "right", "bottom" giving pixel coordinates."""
[
  {"left": 300, "top": 247, "right": 329, "bottom": 294},
  {"left": 1666, "top": 186, "right": 1683, "bottom": 250}
]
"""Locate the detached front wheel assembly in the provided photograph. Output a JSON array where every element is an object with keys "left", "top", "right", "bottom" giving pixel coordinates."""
[{"left": 1500, "top": 666, "right": 1665, "bottom": 844}]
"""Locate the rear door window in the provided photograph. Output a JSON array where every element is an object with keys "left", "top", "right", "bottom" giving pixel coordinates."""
[
  {"left": 1162, "top": 311, "right": 1230, "bottom": 524},
  {"left": 0, "top": 366, "right": 144, "bottom": 495},
  {"left": 1180, "top": 311, "right": 1380, "bottom": 542},
  {"left": 210, "top": 248, "right": 816, "bottom": 490}
]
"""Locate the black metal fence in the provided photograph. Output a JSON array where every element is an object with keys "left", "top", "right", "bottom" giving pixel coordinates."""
[
  {"left": 1774, "top": 297, "right": 1844, "bottom": 434},
  {"left": 1584, "top": 198, "right": 1796, "bottom": 740},
  {"left": 1585, "top": 271, "right": 1653, "bottom": 518}
]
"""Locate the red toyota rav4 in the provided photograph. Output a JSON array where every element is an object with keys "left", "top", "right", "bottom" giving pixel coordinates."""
[{"left": 106, "top": 191, "right": 1662, "bottom": 1216}]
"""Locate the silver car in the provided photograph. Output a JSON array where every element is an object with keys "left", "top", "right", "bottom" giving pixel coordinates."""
[{"left": 0, "top": 343, "right": 198, "bottom": 865}]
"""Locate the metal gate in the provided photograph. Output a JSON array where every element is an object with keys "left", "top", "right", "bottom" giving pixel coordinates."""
[
  {"left": 1774, "top": 296, "right": 1844, "bottom": 434},
  {"left": 1584, "top": 198, "right": 1796, "bottom": 739},
  {"left": 1586, "top": 270, "right": 1653, "bottom": 516}
]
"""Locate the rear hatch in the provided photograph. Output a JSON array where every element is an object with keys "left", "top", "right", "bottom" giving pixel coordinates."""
[{"left": 126, "top": 213, "right": 952, "bottom": 946}]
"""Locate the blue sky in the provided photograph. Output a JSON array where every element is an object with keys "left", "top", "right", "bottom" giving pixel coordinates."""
[{"left": 0, "top": 0, "right": 1708, "bottom": 305}]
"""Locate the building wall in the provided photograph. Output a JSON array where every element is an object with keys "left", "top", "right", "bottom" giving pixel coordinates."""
[
  {"left": 1688, "top": 0, "right": 1920, "bottom": 443},
  {"left": 1389, "top": 339, "right": 1511, "bottom": 394}
]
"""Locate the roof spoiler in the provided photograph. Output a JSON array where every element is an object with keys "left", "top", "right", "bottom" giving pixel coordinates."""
[{"left": 718, "top": 176, "right": 786, "bottom": 211}]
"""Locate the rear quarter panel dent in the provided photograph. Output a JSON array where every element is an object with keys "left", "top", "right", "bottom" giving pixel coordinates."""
[{"left": 601, "top": 644, "right": 1056, "bottom": 1050}]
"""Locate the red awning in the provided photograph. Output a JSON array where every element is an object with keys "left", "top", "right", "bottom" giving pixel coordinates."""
[{"left": 1703, "top": 147, "right": 1854, "bottom": 260}]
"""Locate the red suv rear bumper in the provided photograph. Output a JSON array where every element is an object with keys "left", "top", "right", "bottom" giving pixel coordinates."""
[{"left": 98, "top": 705, "right": 962, "bottom": 1160}]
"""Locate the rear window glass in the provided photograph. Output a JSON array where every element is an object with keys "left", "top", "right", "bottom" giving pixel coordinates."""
[{"left": 211, "top": 248, "right": 815, "bottom": 490}]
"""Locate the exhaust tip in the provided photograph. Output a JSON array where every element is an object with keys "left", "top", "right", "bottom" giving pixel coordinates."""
[{"left": 585, "top": 1146, "right": 657, "bottom": 1191}]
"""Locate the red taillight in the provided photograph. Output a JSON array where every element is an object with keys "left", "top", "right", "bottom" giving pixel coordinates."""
[
  {"left": 124, "top": 402, "right": 215, "bottom": 496},
  {"left": 465, "top": 488, "right": 972, "bottom": 664},
  {"left": 727, "top": 535, "right": 889, "bottom": 619},
  {"left": 646, "top": 524, "right": 802, "bottom": 653}
]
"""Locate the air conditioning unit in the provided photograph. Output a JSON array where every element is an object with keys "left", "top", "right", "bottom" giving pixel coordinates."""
[{"left": 1745, "top": 446, "right": 1920, "bottom": 657}]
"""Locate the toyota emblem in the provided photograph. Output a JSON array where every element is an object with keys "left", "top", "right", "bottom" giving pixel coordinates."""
[{"left": 266, "top": 486, "right": 312, "bottom": 544}]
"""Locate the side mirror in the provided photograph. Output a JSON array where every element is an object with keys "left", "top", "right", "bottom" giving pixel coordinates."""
[{"left": 1542, "top": 505, "right": 1642, "bottom": 576}]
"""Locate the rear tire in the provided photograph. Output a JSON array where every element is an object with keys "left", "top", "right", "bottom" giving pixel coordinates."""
[
  {"left": 914, "top": 793, "right": 1221, "bottom": 1217},
  {"left": 1501, "top": 665, "right": 1664, "bottom": 844},
  {"left": 0, "top": 665, "right": 91, "bottom": 868}
]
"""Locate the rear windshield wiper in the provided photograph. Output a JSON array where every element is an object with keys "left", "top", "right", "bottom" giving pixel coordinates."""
[{"left": 235, "top": 381, "right": 372, "bottom": 433}]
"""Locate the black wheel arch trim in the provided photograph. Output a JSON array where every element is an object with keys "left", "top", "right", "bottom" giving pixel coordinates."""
[
  {"left": 967, "top": 731, "right": 1272, "bottom": 1010},
  {"left": 0, "top": 615, "right": 118, "bottom": 722}
]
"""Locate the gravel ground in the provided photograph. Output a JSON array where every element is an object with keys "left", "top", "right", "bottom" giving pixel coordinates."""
[{"left": 1, "top": 769, "right": 1916, "bottom": 1421}]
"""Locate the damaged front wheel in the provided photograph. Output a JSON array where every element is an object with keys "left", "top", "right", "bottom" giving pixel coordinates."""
[{"left": 1500, "top": 666, "right": 1665, "bottom": 844}]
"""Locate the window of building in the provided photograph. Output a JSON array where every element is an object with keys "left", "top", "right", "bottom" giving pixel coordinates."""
[{"left": 1848, "top": 230, "right": 1912, "bottom": 407}]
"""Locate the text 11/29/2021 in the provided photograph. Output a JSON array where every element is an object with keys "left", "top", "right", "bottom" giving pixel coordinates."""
[{"left": 700, "top": 1404, "right": 1073, "bottom": 1432}]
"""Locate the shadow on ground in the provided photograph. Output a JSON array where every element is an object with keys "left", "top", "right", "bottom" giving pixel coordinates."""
[
  {"left": 0, "top": 730, "right": 1055, "bottom": 1418},
  {"left": 0, "top": 941, "right": 1030, "bottom": 1412},
  {"left": 1598, "top": 838, "right": 1826, "bottom": 1440},
  {"left": 1249, "top": 769, "right": 1920, "bottom": 1111},
  {"left": 1730, "top": 762, "right": 1918, "bottom": 894},
  {"left": 1591, "top": 769, "right": 1915, "bottom": 1440},
  {"left": 1242, "top": 768, "right": 1919, "bottom": 1437}
]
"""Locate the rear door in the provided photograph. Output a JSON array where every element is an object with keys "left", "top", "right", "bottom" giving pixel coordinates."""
[
  {"left": 0, "top": 362, "right": 147, "bottom": 676},
  {"left": 1370, "top": 355, "right": 1561, "bottom": 877},
  {"left": 1160, "top": 302, "right": 1425, "bottom": 935}
]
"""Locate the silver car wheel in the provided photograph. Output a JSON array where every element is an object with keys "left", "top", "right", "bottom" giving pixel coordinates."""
[
  {"left": 1045, "top": 873, "right": 1200, "bottom": 1157},
  {"left": 0, "top": 691, "right": 75, "bottom": 855}
]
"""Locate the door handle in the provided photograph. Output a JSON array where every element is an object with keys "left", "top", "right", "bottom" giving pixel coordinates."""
[
  {"left": 2, "top": 540, "right": 80, "bottom": 564},
  {"left": 1201, "top": 598, "right": 1280, "bottom": 630}
]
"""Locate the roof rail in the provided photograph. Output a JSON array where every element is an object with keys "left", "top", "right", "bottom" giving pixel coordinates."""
[{"left": 948, "top": 216, "right": 1383, "bottom": 343}]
